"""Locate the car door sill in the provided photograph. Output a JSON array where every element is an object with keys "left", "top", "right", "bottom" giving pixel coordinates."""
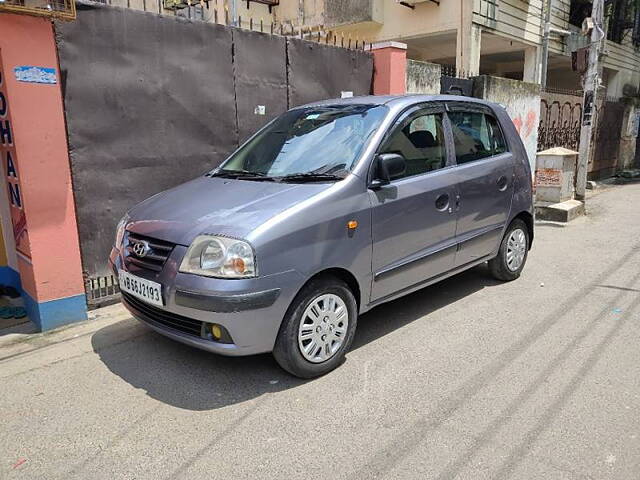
[
  {"left": 455, "top": 223, "right": 504, "bottom": 246},
  {"left": 368, "top": 254, "right": 493, "bottom": 308},
  {"left": 373, "top": 242, "right": 458, "bottom": 282},
  {"left": 373, "top": 224, "right": 503, "bottom": 284}
]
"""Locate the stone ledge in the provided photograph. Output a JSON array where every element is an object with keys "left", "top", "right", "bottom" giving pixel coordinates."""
[
  {"left": 371, "top": 41, "right": 407, "bottom": 50},
  {"left": 535, "top": 199, "right": 585, "bottom": 223}
]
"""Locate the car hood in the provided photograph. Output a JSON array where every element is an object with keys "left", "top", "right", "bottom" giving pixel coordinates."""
[{"left": 127, "top": 176, "right": 331, "bottom": 246}]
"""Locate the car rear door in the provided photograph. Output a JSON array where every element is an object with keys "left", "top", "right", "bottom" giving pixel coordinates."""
[
  {"left": 369, "top": 103, "right": 458, "bottom": 303},
  {"left": 446, "top": 103, "right": 515, "bottom": 267}
]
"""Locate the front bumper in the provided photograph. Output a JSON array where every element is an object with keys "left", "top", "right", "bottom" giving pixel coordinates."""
[
  {"left": 174, "top": 287, "right": 280, "bottom": 313},
  {"left": 110, "top": 246, "right": 304, "bottom": 356}
]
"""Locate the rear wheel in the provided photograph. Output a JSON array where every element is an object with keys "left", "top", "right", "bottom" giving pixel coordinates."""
[
  {"left": 273, "top": 276, "right": 358, "bottom": 378},
  {"left": 488, "top": 219, "right": 529, "bottom": 281}
]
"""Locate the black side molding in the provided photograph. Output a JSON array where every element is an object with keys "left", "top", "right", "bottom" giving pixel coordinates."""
[{"left": 174, "top": 288, "right": 281, "bottom": 313}]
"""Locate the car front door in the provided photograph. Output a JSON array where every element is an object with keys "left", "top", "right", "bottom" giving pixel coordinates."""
[
  {"left": 446, "top": 103, "right": 515, "bottom": 267},
  {"left": 369, "top": 104, "right": 459, "bottom": 303}
]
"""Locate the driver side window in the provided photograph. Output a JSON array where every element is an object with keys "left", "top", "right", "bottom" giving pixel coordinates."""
[{"left": 379, "top": 111, "right": 447, "bottom": 180}]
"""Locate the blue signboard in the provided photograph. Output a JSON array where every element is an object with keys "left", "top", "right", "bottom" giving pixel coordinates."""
[{"left": 14, "top": 66, "right": 57, "bottom": 85}]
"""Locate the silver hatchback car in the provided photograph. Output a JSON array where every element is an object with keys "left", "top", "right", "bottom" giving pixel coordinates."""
[{"left": 110, "top": 95, "right": 533, "bottom": 378}]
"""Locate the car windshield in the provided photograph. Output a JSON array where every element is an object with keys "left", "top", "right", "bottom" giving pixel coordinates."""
[{"left": 214, "top": 104, "right": 388, "bottom": 179}]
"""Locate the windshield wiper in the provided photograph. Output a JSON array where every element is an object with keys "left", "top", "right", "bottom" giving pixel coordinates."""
[
  {"left": 209, "top": 169, "right": 276, "bottom": 181},
  {"left": 308, "top": 163, "right": 347, "bottom": 175},
  {"left": 277, "top": 172, "right": 346, "bottom": 183},
  {"left": 210, "top": 168, "right": 265, "bottom": 177}
]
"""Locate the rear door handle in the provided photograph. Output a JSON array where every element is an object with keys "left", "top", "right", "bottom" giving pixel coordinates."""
[
  {"left": 497, "top": 175, "right": 508, "bottom": 191},
  {"left": 435, "top": 193, "right": 450, "bottom": 211}
]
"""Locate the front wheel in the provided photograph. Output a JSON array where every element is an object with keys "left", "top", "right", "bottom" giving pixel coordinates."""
[
  {"left": 273, "top": 276, "right": 358, "bottom": 378},
  {"left": 488, "top": 219, "right": 529, "bottom": 281}
]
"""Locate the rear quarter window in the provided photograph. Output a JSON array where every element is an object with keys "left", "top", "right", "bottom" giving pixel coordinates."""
[{"left": 449, "top": 111, "right": 508, "bottom": 164}]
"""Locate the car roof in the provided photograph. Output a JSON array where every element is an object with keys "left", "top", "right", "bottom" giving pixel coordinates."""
[{"left": 300, "top": 94, "right": 505, "bottom": 112}]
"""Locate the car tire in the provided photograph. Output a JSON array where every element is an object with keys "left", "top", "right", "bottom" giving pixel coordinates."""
[
  {"left": 273, "top": 276, "right": 358, "bottom": 379},
  {"left": 488, "top": 218, "right": 530, "bottom": 282}
]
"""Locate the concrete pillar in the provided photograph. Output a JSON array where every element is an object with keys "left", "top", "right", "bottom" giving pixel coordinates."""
[
  {"left": 535, "top": 147, "right": 579, "bottom": 203},
  {"left": 371, "top": 41, "right": 407, "bottom": 95},
  {"left": 0, "top": 14, "right": 87, "bottom": 331},
  {"left": 457, "top": 1, "right": 481, "bottom": 78},
  {"left": 523, "top": 46, "right": 539, "bottom": 84}
]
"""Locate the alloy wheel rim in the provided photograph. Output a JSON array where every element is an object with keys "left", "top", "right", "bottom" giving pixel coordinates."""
[
  {"left": 298, "top": 293, "right": 349, "bottom": 363},
  {"left": 506, "top": 228, "right": 527, "bottom": 271}
]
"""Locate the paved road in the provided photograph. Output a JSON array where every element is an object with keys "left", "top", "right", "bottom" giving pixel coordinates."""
[{"left": 2, "top": 183, "right": 640, "bottom": 479}]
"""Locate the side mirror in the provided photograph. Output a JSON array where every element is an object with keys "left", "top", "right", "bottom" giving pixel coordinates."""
[{"left": 371, "top": 153, "right": 406, "bottom": 189}]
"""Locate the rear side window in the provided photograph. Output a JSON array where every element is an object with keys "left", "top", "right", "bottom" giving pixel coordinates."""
[{"left": 448, "top": 111, "right": 507, "bottom": 164}]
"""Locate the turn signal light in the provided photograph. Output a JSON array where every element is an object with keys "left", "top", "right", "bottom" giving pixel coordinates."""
[{"left": 231, "top": 257, "right": 246, "bottom": 274}]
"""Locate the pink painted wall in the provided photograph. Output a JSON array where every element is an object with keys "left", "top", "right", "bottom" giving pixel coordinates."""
[
  {"left": 0, "top": 13, "right": 85, "bottom": 303},
  {"left": 372, "top": 44, "right": 407, "bottom": 96}
]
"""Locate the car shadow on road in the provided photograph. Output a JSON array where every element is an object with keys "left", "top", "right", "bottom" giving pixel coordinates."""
[
  {"left": 352, "top": 265, "right": 501, "bottom": 350},
  {"left": 91, "top": 265, "right": 501, "bottom": 411}
]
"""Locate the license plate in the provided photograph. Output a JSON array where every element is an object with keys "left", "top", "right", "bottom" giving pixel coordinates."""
[{"left": 119, "top": 270, "right": 163, "bottom": 307}]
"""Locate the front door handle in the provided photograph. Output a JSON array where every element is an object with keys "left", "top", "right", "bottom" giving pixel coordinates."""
[
  {"left": 497, "top": 175, "right": 508, "bottom": 191},
  {"left": 435, "top": 193, "right": 450, "bottom": 211}
]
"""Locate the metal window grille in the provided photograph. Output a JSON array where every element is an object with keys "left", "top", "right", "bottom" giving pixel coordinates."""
[
  {"left": 85, "top": 274, "right": 121, "bottom": 308},
  {"left": 0, "top": 0, "right": 76, "bottom": 20}
]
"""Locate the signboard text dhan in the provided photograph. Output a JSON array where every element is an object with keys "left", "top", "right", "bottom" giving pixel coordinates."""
[{"left": 0, "top": 56, "right": 31, "bottom": 259}]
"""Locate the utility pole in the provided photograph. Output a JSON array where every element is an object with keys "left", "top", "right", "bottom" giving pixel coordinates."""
[
  {"left": 575, "top": 0, "right": 606, "bottom": 201},
  {"left": 540, "top": 0, "right": 553, "bottom": 88},
  {"left": 230, "top": 0, "right": 238, "bottom": 26}
]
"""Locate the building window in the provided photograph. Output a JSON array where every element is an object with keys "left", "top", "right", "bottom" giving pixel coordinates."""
[
  {"left": 570, "top": 1, "right": 592, "bottom": 28},
  {"left": 607, "top": 0, "right": 640, "bottom": 45}
]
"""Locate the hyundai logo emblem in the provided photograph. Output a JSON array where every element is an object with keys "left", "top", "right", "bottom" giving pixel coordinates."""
[{"left": 132, "top": 240, "right": 150, "bottom": 258}]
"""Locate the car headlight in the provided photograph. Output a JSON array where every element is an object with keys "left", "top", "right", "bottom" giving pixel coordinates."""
[
  {"left": 115, "top": 213, "right": 130, "bottom": 250},
  {"left": 179, "top": 235, "right": 256, "bottom": 278}
]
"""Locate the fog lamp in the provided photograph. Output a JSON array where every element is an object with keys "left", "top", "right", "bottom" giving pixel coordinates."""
[{"left": 211, "top": 324, "right": 223, "bottom": 340}]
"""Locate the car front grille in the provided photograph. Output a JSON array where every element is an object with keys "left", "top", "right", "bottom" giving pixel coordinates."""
[
  {"left": 125, "top": 232, "right": 174, "bottom": 272},
  {"left": 122, "top": 292, "right": 203, "bottom": 337}
]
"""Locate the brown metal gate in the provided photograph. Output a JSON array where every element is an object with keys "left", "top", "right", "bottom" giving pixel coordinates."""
[
  {"left": 538, "top": 88, "right": 583, "bottom": 152},
  {"left": 636, "top": 130, "right": 640, "bottom": 167},
  {"left": 590, "top": 100, "right": 625, "bottom": 179}
]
